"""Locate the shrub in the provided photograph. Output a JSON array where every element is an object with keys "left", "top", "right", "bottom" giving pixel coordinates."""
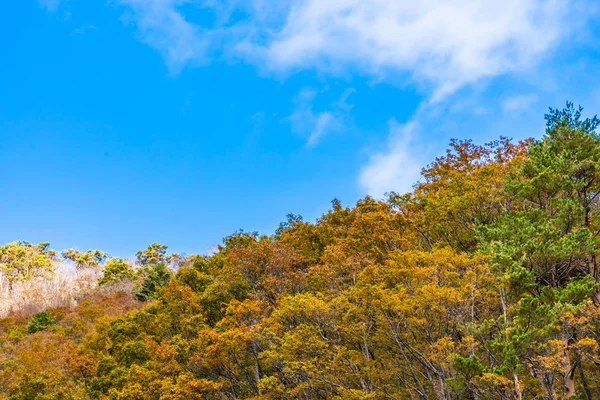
[
  {"left": 27, "top": 310, "right": 55, "bottom": 333},
  {"left": 99, "top": 258, "right": 136, "bottom": 286},
  {"left": 132, "top": 263, "right": 171, "bottom": 302}
]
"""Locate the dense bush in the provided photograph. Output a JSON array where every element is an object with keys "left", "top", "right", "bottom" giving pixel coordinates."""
[
  {"left": 26, "top": 311, "right": 55, "bottom": 333},
  {"left": 132, "top": 263, "right": 171, "bottom": 302}
]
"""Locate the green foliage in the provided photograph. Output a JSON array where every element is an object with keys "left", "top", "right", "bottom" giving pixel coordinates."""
[
  {"left": 9, "top": 374, "right": 49, "bottom": 400},
  {"left": 27, "top": 310, "right": 56, "bottom": 333},
  {"left": 221, "top": 230, "right": 259, "bottom": 251},
  {"left": 99, "top": 258, "right": 136, "bottom": 286},
  {"left": 132, "top": 263, "right": 171, "bottom": 302},
  {"left": 62, "top": 249, "right": 107, "bottom": 269},
  {"left": 0, "top": 241, "right": 57, "bottom": 287},
  {"left": 136, "top": 243, "right": 180, "bottom": 268},
  {"left": 275, "top": 213, "right": 304, "bottom": 236},
  {"left": 175, "top": 267, "right": 211, "bottom": 292}
]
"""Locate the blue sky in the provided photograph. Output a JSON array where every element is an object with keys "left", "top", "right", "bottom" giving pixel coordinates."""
[{"left": 1, "top": 0, "right": 600, "bottom": 257}]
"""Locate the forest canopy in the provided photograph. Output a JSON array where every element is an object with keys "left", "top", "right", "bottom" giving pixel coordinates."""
[{"left": 1, "top": 103, "right": 600, "bottom": 399}]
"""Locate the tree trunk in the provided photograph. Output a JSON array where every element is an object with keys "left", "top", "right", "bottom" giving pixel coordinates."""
[
  {"left": 500, "top": 288, "right": 524, "bottom": 400},
  {"left": 562, "top": 334, "right": 576, "bottom": 397},
  {"left": 584, "top": 201, "right": 600, "bottom": 305},
  {"left": 251, "top": 340, "right": 262, "bottom": 396},
  {"left": 513, "top": 373, "right": 523, "bottom": 400},
  {"left": 433, "top": 375, "right": 449, "bottom": 400},
  {"left": 575, "top": 349, "right": 592, "bottom": 400},
  {"left": 587, "top": 255, "right": 600, "bottom": 306}
]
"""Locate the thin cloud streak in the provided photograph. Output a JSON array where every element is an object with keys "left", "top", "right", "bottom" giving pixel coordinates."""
[
  {"left": 119, "top": 0, "right": 210, "bottom": 75},
  {"left": 502, "top": 94, "right": 539, "bottom": 112},
  {"left": 288, "top": 87, "right": 355, "bottom": 147}
]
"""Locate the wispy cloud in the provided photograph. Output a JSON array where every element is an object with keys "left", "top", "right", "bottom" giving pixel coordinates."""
[
  {"left": 119, "top": 0, "right": 210, "bottom": 75},
  {"left": 39, "top": 0, "right": 60, "bottom": 12},
  {"left": 73, "top": 24, "right": 97, "bottom": 35},
  {"left": 116, "top": 0, "right": 588, "bottom": 100},
  {"left": 288, "top": 87, "right": 355, "bottom": 147},
  {"left": 359, "top": 120, "right": 424, "bottom": 198},
  {"left": 111, "top": 0, "right": 594, "bottom": 195},
  {"left": 38, "top": 0, "right": 598, "bottom": 196},
  {"left": 38, "top": 0, "right": 595, "bottom": 99},
  {"left": 502, "top": 94, "right": 539, "bottom": 112}
]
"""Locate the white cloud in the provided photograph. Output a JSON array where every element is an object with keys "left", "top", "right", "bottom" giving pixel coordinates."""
[
  {"left": 39, "top": 0, "right": 60, "bottom": 12},
  {"left": 117, "top": 0, "right": 585, "bottom": 99},
  {"left": 73, "top": 24, "right": 98, "bottom": 35},
  {"left": 43, "top": 0, "right": 594, "bottom": 195},
  {"left": 259, "top": 1, "right": 578, "bottom": 100},
  {"left": 119, "top": 0, "right": 210, "bottom": 75},
  {"left": 306, "top": 112, "right": 338, "bottom": 147},
  {"left": 359, "top": 120, "right": 424, "bottom": 198},
  {"left": 288, "top": 87, "right": 355, "bottom": 147},
  {"left": 502, "top": 94, "right": 539, "bottom": 112}
]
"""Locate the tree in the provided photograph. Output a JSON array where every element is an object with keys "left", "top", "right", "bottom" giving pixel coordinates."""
[
  {"left": 0, "top": 242, "right": 57, "bottom": 293},
  {"left": 3, "top": 103, "right": 600, "bottom": 400},
  {"left": 98, "top": 258, "right": 136, "bottom": 286},
  {"left": 133, "top": 263, "right": 172, "bottom": 302},
  {"left": 480, "top": 102, "right": 600, "bottom": 398},
  {"left": 62, "top": 249, "right": 107, "bottom": 270},
  {"left": 27, "top": 310, "right": 56, "bottom": 333},
  {"left": 136, "top": 243, "right": 180, "bottom": 268},
  {"left": 390, "top": 137, "right": 529, "bottom": 253}
]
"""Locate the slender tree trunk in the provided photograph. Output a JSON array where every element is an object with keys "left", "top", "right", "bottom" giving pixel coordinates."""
[
  {"left": 500, "top": 288, "right": 523, "bottom": 399},
  {"left": 251, "top": 340, "right": 262, "bottom": 396},
  {"left": 543, "top": 371, "right": 556, "bottom": 400},
  {"left": 587, "top": 255, "right": 600, "bottom": 305},
  {"left": 513, "top": 373, "right": 523, "bottom": 400},
  {"left": 575, "top": 350, "right": 592, "bottom": 400},
  {"left": 584, "top": 202, "right": 600, "bottom": 305},
  {"left": 562, "top": 334, "right": 576, "bottom": 397},
  {"left": 433, "top": 375, "right": 448, "bottom": 400}
]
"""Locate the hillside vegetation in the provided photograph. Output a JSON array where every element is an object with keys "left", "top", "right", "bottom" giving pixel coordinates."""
[{"left": 2, "top": 103, "right": 600, "bottom": 399}]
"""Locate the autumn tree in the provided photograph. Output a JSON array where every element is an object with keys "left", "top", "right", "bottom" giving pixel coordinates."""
[{"left": 2, "top": 103, "right": 600, "bottom": 400}]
